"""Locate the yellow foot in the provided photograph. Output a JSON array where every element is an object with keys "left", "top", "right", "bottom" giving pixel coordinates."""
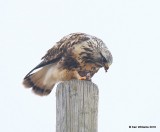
[{"left": 79, "top": 76, "right": 87, "bottom": 80}]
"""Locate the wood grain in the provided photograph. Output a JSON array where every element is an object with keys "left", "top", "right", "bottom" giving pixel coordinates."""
[{"left": 56, "top": 80, "right": 99, "bottom": 132}]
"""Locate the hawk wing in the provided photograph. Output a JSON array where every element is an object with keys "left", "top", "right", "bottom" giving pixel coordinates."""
[{"left": 24, "top": 33, "right": 90, "bottom": 78}]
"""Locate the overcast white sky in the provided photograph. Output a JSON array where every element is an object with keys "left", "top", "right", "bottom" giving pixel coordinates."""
[{"left": 0, "top": 0, "right": 160, "bottom": 132}]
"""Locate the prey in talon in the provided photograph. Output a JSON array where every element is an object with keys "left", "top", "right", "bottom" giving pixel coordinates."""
[
  {"left": 22, "top": 32, "right": 113, "bottom": 96},
  {"left": 86, "top": 73, "right": 91, "bottom": 81}
]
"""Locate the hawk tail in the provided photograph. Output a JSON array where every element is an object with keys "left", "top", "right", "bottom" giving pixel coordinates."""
[{"left": 23, "top": 67, "right": 55, "bottom": 96}]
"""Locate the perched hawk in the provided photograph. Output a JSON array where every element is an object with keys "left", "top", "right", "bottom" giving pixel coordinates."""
[{"left": 23, "top": 33, "right": 113, "bottom": 96}]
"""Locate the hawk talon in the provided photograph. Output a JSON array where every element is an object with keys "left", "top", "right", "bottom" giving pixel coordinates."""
[
  {"left": 79, "top": 73, "right": 91, "bottom": 81},
  {"left": 79, "top": 76, "right": 87, "bottom": 80}
]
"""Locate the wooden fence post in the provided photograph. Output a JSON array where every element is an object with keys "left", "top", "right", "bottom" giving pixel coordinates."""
[{"left": 56, "top": 79, "right": 99, "bottom": 132}]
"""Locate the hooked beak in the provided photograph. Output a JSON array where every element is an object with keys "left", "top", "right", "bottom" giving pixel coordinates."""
[{"left": 104, "top": 64, "right": 109, "bottom": 72}]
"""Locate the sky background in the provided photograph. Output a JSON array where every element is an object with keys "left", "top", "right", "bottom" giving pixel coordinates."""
[{"left": 0, "top": 0, "right": 160, "bottom": 132}]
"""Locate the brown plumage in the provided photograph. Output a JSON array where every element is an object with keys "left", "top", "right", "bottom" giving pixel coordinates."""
[{"left": 23, "top": 33, "right": 113, "bottom": 96}]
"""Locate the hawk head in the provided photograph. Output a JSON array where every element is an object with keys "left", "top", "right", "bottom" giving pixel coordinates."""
[{"left": 100, "top": 48, "right": 113, "bottom": 72}]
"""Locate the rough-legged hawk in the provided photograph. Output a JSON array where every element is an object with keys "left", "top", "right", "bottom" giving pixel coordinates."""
[{"left": 23, "top": 33, "right": 113, "bottom": 96}]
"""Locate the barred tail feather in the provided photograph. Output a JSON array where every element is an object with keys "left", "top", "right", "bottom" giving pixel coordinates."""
[{"left": 23, "top": 67, "right": 55, "bottom": 96}]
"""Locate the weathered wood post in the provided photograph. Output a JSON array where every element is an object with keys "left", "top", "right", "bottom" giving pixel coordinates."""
[{"left": 56, "top": 79, "right": 99, "bottom": 132}]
